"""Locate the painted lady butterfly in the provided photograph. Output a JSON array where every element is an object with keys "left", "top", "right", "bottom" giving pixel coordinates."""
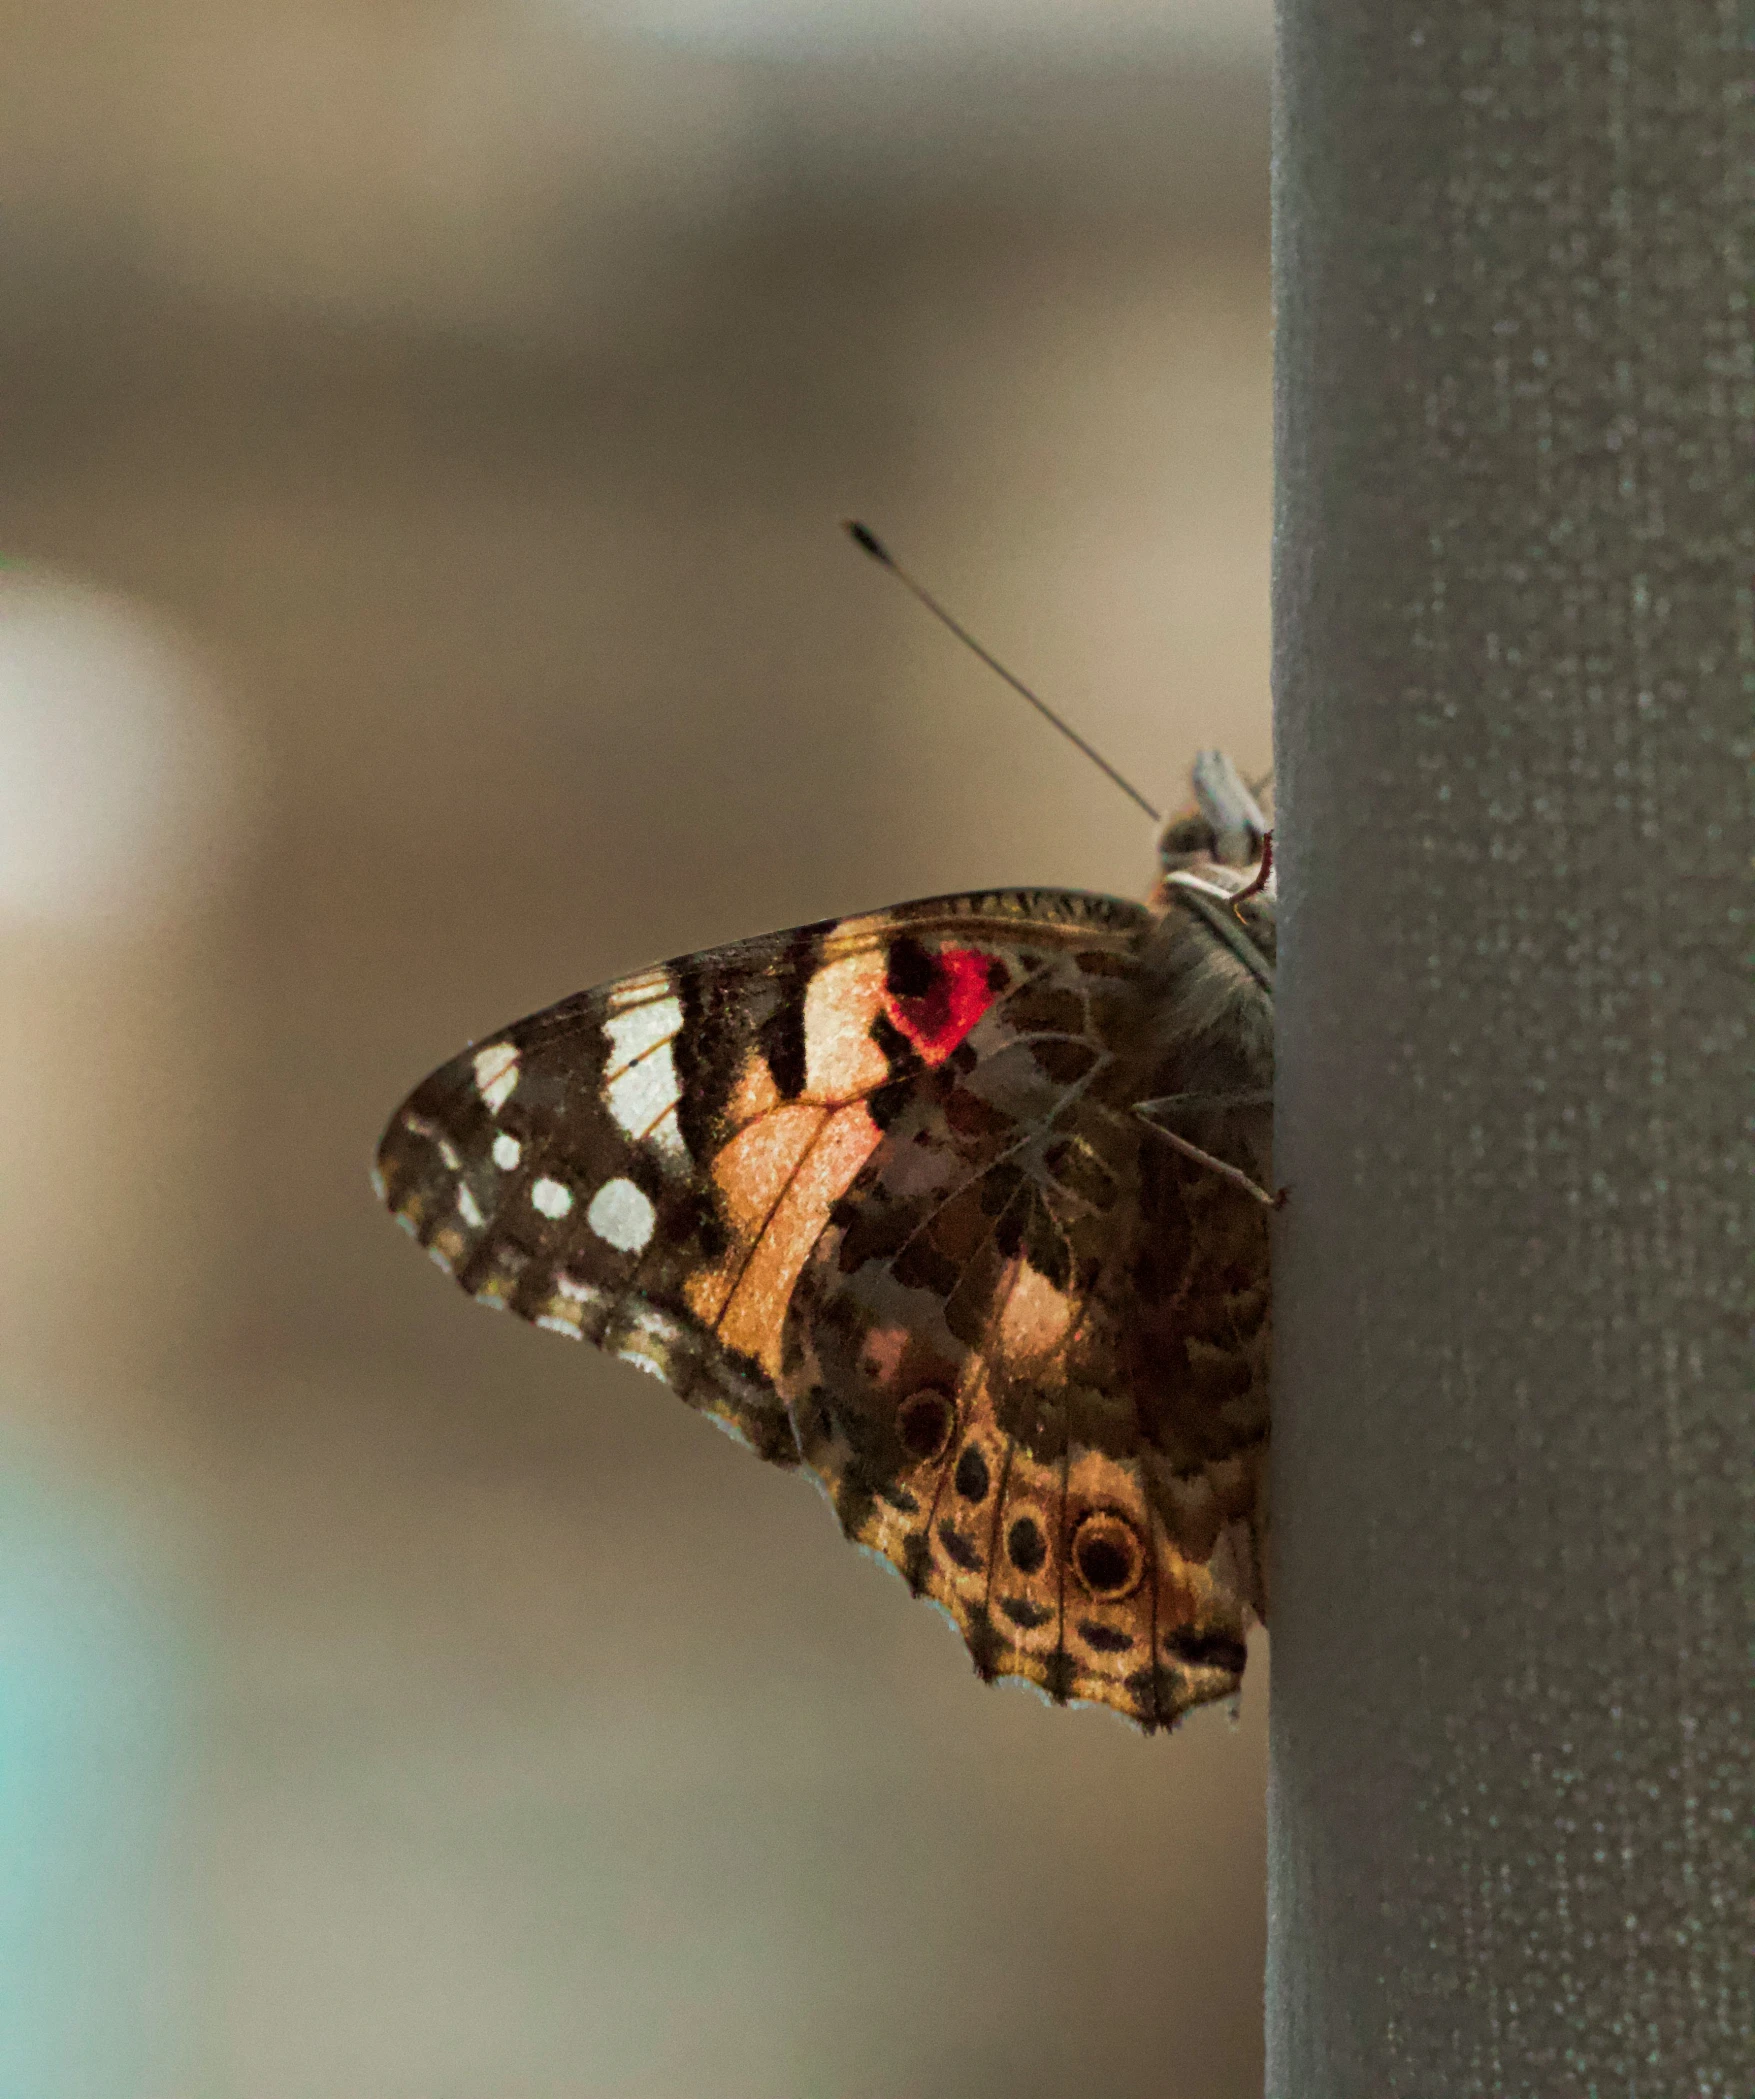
[{"left": 375, "top": 749, "right": 1274, "bottom": 1733}]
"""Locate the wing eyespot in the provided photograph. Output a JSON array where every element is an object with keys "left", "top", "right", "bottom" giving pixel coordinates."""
[
  {"left": 1070, "top": 1509, "right": 1144, "bottom": 1601},
  {"left": 896, "top": 1386, "right": 956, "bottom": 1463}
]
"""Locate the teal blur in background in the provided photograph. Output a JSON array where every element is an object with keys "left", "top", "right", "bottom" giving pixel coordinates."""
[{"left": 0, "top": 1437, "right": 196, "bottom": 2099}]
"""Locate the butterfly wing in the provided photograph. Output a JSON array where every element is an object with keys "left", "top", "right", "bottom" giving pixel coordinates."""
[
  {"left": 375, "top": 886, "right": 1271, "bottom": 1732},
  {"left": 781, "top": 894, "right": 1271, "bottom": 1731}
]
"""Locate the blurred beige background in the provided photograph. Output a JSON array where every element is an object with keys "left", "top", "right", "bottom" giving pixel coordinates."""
[{"left": 0, "top": 4, "right": 1273, "bottom": 2093}]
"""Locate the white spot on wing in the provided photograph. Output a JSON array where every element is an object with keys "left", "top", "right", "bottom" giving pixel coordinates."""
[
  {"left": 603, "top": 996, "right": 682, "bottom": 1076},
  {"left": 607, "top": 1040, "right": 681, "bottom": 1148},
  {"left": 586, "top": 1176, "right": 655, "bottom": 1252},
  {"left": 402, "top": 1111, "right": 461, "bottom": 1171},
  {"left": 531, "top": 1176, "right": 574, "bottom": 1219},
  {"left": 491, "top": 1132, "right": 521, "bottom": 1171},
  {"left": 647, "top": 1104, "right": 688, "bottom": 1165},
  {"left": 457, "top": 1185, "right": 485, "bottom": 1228},
  {"left": 473, "top": 1042, "right": 520, "bottom": 1113}
]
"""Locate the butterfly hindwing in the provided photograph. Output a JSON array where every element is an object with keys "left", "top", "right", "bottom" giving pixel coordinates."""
[
  {"left": 376, "top": 881, "right": 1273, "bottom": 1733},
  {"left": 782, "top": 904, "right": 1270, "bottom": 1727}
]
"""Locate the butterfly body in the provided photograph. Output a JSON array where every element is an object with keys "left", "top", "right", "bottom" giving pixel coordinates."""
[{"left": 377, "top": 756, "right": 1274, "bottom": 1733}]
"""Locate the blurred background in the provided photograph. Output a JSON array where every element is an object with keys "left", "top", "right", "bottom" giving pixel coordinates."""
[{"left": 0, "top": 3, "right": 1272, "bottom": 2093}]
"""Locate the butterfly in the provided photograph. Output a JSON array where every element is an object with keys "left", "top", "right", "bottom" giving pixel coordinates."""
[{"left": 374, "top": 747, "right": 1275, "bottom": 1734}]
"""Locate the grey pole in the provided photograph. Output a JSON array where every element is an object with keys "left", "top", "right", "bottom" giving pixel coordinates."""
[{"left": 1267, "top": 3, "right": 1752, "bottom": 2093}]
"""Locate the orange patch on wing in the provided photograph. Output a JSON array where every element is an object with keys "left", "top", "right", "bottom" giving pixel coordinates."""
[
  {"left": 717, "top": 1102, "right": 883, "bottom": 1375},
  {"left": 859, "top": 1325, "right": 911, "bottom": 1383},
  {"left": 684, "top": 1104, "right": 825, "bottom": 1327},
  {"left": 683, "top": 1267, "right": 732, "bottom": 1330},
  {"left": 712, "top": 1105, "right": 827, "bottom": 1237},
  {"left": 803, "top": 954, "right": 891, "bottom": 1098},
  {"left": 997, "top": 1260, "right": 1074, "bottom": 1361},
  {"left": 723, "top": 1051, "right": 782, "bottom": 1131}
]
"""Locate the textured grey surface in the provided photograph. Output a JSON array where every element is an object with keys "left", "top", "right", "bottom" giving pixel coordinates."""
[{"left": 1267, "top": 3, "right": 1752, "bottom": 2095}]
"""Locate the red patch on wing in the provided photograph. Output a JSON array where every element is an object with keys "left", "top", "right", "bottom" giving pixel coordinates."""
[{"left": 885, "top": 948, "right": 1003, "bottom": 1065}]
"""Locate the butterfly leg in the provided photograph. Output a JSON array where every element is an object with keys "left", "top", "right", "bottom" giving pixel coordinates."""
[
  {"left": 1134, "top": 1095, "right": 1284, "bottom": 1210},
  {"left": 1230, "top": 829, "right": 1274, "bottom": 904}
]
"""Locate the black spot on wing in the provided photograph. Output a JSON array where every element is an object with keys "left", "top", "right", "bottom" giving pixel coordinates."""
[
  {"left": 867, "top": 1074, "right": 916, "bottom": 1134},
  {"left": 671, "top": 960, "right": 742, "bottom": 1159},
  {"left": 989, "top": 1178, "right": 1071, "bottom": 1293},
  {"left": 834, "top": 1474, "right": 878, "bottom": 1540},
  {"left": 1022, "top": 1191, "right": 1072, "bottom": 1291},
  {"left": 759, "top": 1009, "right": 807, "bottom": 1100},
  {"left": 964, "top": 1607, "right": 1001, "bottom": 1682},
  {"left": 1029, "top": 1039, "right": 1100, "bottom": 1086},
  {"left": 1072, "top": 946, "right": 1135, "bottom": 981},
  {"left": 1127, "top": 1666, "right": 1177, "bottom": 1728},
  {"left": 1006, "top": 1516, "right": 1047, "bottom": 1574},
  {"left": 1165, "top": 1627, "right": 1248, "bottom": 1675},
  {"left": 1076, "top": 1621, "right": 1136, "bottom": 1654},
  {"left": 867, "top": 1009, "right": 922, "bottom": 1086},
  {"left": 890, "top": 1234, "right": 961, "bottom": 1298},
  {"left": 884, "top": 934, "right": 938, "bottom": 1000},
  {"left": 755, "top": 926, "right": 820, "bottom": 1101},
  {"left": 980, "top": 1162, "right": 1026, "bottom": 1222},
  {"left": 831, "top": 1191, "right": 914, "bottom": 1262},
  {"left": 953, "top": 1446, "right": 991, "bottom": 1503},
  {"left": 1011, "top": 985, "right": 1085, "bottom": 1036},
  {"left": 936, "top": 1521, "right": 982, "bottom": 1573},
  {"left": 665, "top": 1182, "right": 730, "bottom": 1262}
]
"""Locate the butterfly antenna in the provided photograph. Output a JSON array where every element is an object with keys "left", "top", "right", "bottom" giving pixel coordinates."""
[{"left": 843, "top": 520, "right": 1161, "bottom": 824}]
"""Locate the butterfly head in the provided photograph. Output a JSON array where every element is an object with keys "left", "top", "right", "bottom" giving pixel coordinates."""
[
  {"left": 1150, "top": 751, "right": 1275, "bottom": 986},
  {"left": 1156, "top": 748, "right": 1270, "bottom": 880}
]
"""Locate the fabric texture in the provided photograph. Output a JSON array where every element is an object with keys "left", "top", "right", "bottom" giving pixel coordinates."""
[{"left": 1267, "top": 2, "right": 1752, "bottom": 2092}]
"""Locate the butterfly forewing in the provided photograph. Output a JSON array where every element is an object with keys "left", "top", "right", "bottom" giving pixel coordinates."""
[{"left": 376, "top": 882, "right": 1272, "bottom": 1732}]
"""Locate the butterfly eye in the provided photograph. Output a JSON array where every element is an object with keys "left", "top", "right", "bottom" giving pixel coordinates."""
[
  {"left": 895, "top": 1388, "right": 955, "bottom": 1464},
  {"left": 1071, "top": 1511, "right": 1144, "bottom": 1601},
  {"left": 1156, "top": 812, "right": 1217, "bottom": 870}
]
